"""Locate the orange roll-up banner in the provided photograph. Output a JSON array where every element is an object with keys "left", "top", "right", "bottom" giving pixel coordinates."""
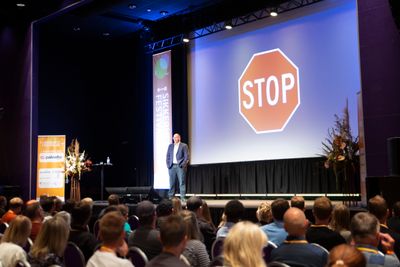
[{"left": 36, "top": 135, "right": 66, "bottom": 200}]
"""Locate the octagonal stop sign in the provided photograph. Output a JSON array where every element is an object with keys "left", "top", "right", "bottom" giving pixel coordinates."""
[{"left": 238, "top": 48, "right": 300, "bottom": 133}]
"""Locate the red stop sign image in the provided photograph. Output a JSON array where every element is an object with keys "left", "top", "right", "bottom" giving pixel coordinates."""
[{"left": 238, "top": 48, "right": 300, "bottom": 133}]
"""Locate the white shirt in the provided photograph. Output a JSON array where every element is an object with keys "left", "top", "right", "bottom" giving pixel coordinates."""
[
  {"left": 173, "top": 143, "right": 180, "bottom": 164},
  {"left": 86, "top": 250, "right": 134, "bottom": 267},
  {"left": 0, "top": 242, "right": 30, "bottom": 267}
]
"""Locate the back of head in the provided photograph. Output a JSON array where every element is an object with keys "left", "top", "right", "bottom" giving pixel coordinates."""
[
  {"left": 9, "top": 197, "right": 23, "bottom": 211},
  {"left": 180, "top": 210, "right": 201, "bottom": 240},
  {"left": 0, "top": 195, "right": 7, "bottom": 208},
  {"left": 40, "top": 197, "right": 55, "bottom": 213},
  {"left": 62, "top": 199, "right": 77, "bottom": 213},
  {"left": 256, "top": 201, "right": 272, "bottom": 224},
  {"left": 271, "top": 198, "right": 290, "bottom": 221},
  {"left": 107, "top": 194, "right": 120, "bottom": 206},
  {"left": 283, "top": 207, "right": 308, "bottom": 236},
  {"left": 117, "top": 204, "right": 129, "bottom": 217},
  {"left": 136, "top": 200, "right": 156, "bottom": 226},
  {"left": 54, "top": 211, "right": 71, "bottom": 226},
  {"left": 80, "top": 197, "right": 94, "bottom": 208},
  {"left": 291, "top": 196, "right": 305, "bottom": 210},
  {"left": 328, "top": 244, "right": 366, "bottom": 267},
  {"left": 186, "top": 196, "right": 202, "bottom": 212},
  {"left": 330, "top": 204, "right": 350, "bottom": 231},
  {"left": 156, "top": 198, "right": 173, "bottom": 217},
  {"left": 99, "top": 211, "right": 125, "bottom": 245},
  {"left": 31, "top": 216, "right": 70, "bottom": 259},
  {"left": 201, "top": 199, "right": 213, "bottom": 223},
  {"left": 313, "top": 196, "right": 333, "bottom": 220},
  {"left": 160, "top": 215, "right": 186, "bottom": 247},
  {"left": 350, "top": 212, "right": 379, "bottom": 245},
  {"left": 171, "top": 197, "right": 182, "bottom": 215},
  {"left": 2, "top": 215, "right": 32, "bottom": 246},
  {"left": 368, "top": 195, "right": 387, "bottom": 221},
  {"left": 71, "top": 203, "right": 92, "bottom": 228},
  {"left": 393, "top": 201, "right": 400, "bottom": 217},
  {"left": 24, "top": 202, "right": 42, "bottom": 220},
  {"left": 224, "top": 200, "right": 245, "bottom": 223},
  {"left": 224, "top": 221, "right": 267, "bottom": 267}
]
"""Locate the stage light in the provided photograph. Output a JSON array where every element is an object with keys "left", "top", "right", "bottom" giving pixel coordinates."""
[
  {"left": 270, "top": 10, "right": 278, "bottom": 17},
  {"left": 160, "top": 10, "right": 168, "bottom": 16},
  {"left": 102, "top": 32, "right": 110, "bottom": 36},
  {"left": 73, "top": 26, "right": 80, "bottom": 32},
  {"left": 16, "top": 3, "right": 25, "bottom": 7},
  {"left": 224, "top": 21, "right": 233, "bottom": 30},
  {"left": 183, "top": 37, "right": 190, "bottom": 43},
  {"left": 128, "top": 3, "right": 136, "bottom": 9}
]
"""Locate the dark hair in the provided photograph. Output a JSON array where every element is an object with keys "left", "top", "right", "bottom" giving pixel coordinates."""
[
  {"left": 71, "top": 204, "right": 92, "bottom": 227},
  {"left": 24, "top": 202, "right": 41, "bottom": 219},
  {"left": 41, "top": 197, "right": 55, "bottom": 213},
  {"left": 186, "top": 196, "right": 203, "bottom": 212},
  {"left": 160, "top": 215, "right": 186, "bottom": 247},
  {"left": 291, "top": 196, "right": 305, "bottom": 210},
  {"left": 224, "top": 200, "right": 245, "bottom": 223},
  {"left": 271, "top": 198, "right": 290, "bottom": 221},
  {"left": 156, "top": 199, "right": 173, "bottom": 217},
  {"left": 313, "top": 196, "right": 332, "bottom": 220},
  {"left": 393, "top": 201, "right": 400, "bottom": 217},
  {"left": 0, "top": 195, "right": 7, "bottom": 208},
  {"left": 368, "top": 195, "right": 387, "bottom": 221},
  {"left": 62, "top": 199, "right": 77, "bottom": 214}
]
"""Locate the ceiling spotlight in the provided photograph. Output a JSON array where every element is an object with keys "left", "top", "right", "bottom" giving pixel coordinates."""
[
  {"left": 146, "top": 8, "right": 151, "bottom": 12},
  {"left": 225, "top": 24, "right": 232, "bottom": 30},
  {"left": 160, "top": 10, "right": 168, "bottom": 16},
  {"left": 73, "top": 27, "right": 80, "bottom": 32},
  {"left": 183, "top": 38, "right": 190, "bottom": 43},
  {"left": 16, "top": 3, "right": 26, "bottom": 7},
  {"left": 128, "top": 4, "right": 136, "bottom": 9},
  {"left": 102, "top": 32, "right": 110, "bottom": 36},
  {"left": 270, "top": 11, "right": 278, "bottom": 17}
]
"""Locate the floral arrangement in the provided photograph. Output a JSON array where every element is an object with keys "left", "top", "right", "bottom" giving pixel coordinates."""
[
  {"left": 65, "top": 139, "right": 92, "bottom": 180},
  {"left": 322, "top": 101, "right": 359, "bottom": 169}
]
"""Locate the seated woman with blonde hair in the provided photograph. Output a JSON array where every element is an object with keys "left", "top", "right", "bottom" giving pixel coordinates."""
[
  {"left": 0, "top": 215, "right": 32, "bottom": 267},
  {"left": 28, "top": 216, "right": 70, "bottom": 267},
  {"left": 223, "top": 221, "right": 268, "bottom": 267}
]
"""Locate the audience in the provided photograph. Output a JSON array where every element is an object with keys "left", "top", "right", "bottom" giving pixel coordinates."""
[
  {"left": 256, "top": 201, "right": 272, "bottom": 226},
  {"left": 172, "top": 197, "right": 183, "bottom": 215},
  {"left": 368, "top": 195, "right": 400, "bottom": 258},
  {"left": 61, "top": 199, "right": 77, "bottom": 214},
  {"left": 0, "top": 215, "right": 32, "bottom": 267},
  {"left": 117, "top": 204, "right": 132, "bottom": 237},
  {"left": 327, "top": 244, "right": 366, "bottom": 267},
  {"left": 24, "top": 201, "right": 44, "bottom": 241},
  {"left": 87, "top": 211, "right": 133, "bottom": 267},
  {"left": 128, "top": 200, "right": 162, "bottom": 260},
  {"left": 40, "top": 196, "right": 55, "bottom": 221},
  {"left": 1, "top": 197, "right": 23, "bottom": 223},
  {"left": 69, "top": 203, "right": 99, "bottom": 262},
  {"left": 350, "top": 212, "right": 400, "bottom": 266},
  {"left": 271, "top": 207, "right": 328, "bottom": 267},
  {"left": 201, "top": 199, "right": 215, "bottom": 229},
  {"left": 98, "top": 194, "right": 120, "bottom": 218},
  {"left": 291, "top": 195, "right": 306, "bottom": 211},
  {"left": 28, "top": 216, "right": 70, "bottom": 267},
  {"left": 0, "top": 195, "right": 7, "bottom": 218},
  {"left": 260, "top": 198, "right": 289, "bottom": 246},
  {"left": 388, "top": 201, "right": 400, "bottom": 235},
  {"left": 330, "top": 203, "right": 352, "bottom": 243},
  {"left": 156, "top": 198, "right": 173, "bottom": 228},
  {"left": 306, "top": 196, "right": 346, "bottom": 251},
  {"left": 180, "top": 210, "right": 210, "bottom": 267},
  {"left": 216, "top": 199, "right": 245, "bottom": 238},
  {"left": 146, "top": 215, "right": 189, "bottom": 267},
  {"left": 187, "top": 196, "right": 216, "bottom": 253},
  {"left": 224, "top": 221, "right": 267, "bottom": 267}
]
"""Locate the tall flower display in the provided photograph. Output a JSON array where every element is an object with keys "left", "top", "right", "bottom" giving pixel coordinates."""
[
  {"left": 65, "top": 139, "right": 92, "bottom": 201},
  {"left": 321, "top": 101, "right": 359, "bottom": 193}
]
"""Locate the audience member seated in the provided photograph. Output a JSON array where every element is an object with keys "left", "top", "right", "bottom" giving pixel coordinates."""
[
  {"left": 28, "top": 216, "right": 70, "bottom": 267},
  {"left": 61, "top": 199, "right": 77, "bottom": 214},
  {"left": 98, "top": 194, "right": 120, "bottom": 218},
  {"left": 146, "top": 215, "right": 189, "bottom": 267},
  {"left": 128, "top": 200, "right": 162, "bottom": 260},
  {"left": 0, "top": 195, "right": 7, "bottom": 218},
  {"left": 187, "top": 196, "right": 216, "bottom": 253},
  {"left": 271, "top": 207, "right": 328, "bottom": 267},
  {"left": 306, "top": 196, "right": 346, "bottom": 251},
  {"left": 350, "top": 212, "right": 400, "bottom": 266},
  {"left": 24, "top": 201, "right": 44, "bottom": 242},
  {"left": 40, "top": 196, "right": 55, "bottom": 221},
  {"left": 216, "top": 199, "right": 244, "bottom": 238},
  {"left": 180, "top": 210, "right": 210, "bottom": 267},
  {"left": 256, "top": 201, "right": 272, "bottom": 226},
  {"left": 261, "top": 198, "right": 289, "bottom": 246},
  {"left": 368, "top": 195, "right": 400, "bottom": 259},
  {"left": 329, "top": 203, "right": 352, "bottom": 243},
  {"left": 172, "top": 197, "right": 183, "bottom": 215},
  {"left": 223, "top": 221, "right": 268, "bottom": 267},
  {"left": 1, "top": 197, "right": 23, "bottom": 224},
  {"left": 68, "top": 203, "right": 99, "bottom": 263},
  {"left": 291, "top": 196, "right": 305, "bottom": 211},
  {"left": 117, "top": 204, "right": 132, "bottom": 237},
  {"left": 87, "top": 211, "right": 133, "bottom": 267},
  {"left": 51, "top": 196, "right": 62, "bottom": 215},
  {"left": 80, "top": 197, "right": 96, "bottom": 232},
  {"left": 156, "top": 198, "right": 173, "bottom": 229},
  {"left": 201, "top": 200, "right": 216, "bottom": 229},
  {"left": 0, "top": 215, "right": 32, "bottom": 267},
  {"left": 327, "top": 244, "right": 366, "bottom": 267},
  {"left": 388, "top": 201, "right": 400, "bottom": 235}
]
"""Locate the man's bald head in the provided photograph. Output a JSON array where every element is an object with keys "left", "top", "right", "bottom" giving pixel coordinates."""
[{"left": 284, "top": 207, "right": 308, "bottom": 236}]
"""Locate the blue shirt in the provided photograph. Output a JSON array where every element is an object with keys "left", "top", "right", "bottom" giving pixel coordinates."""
[
  {"left": 216, "top": 222, "right": 235, "bottom": 238},
  {"left": 260, "top": 220, "right": 287, "bottom": 246}
]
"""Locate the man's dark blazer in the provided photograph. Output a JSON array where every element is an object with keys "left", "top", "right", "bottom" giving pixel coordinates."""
[{"left": 166, "top": 142, "right": 189, "bottom": 168}]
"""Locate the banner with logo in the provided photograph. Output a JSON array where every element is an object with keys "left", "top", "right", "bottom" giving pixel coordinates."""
[
  {"left": 36, "top": 135, "right": 66, "bottom": 199},
  {"left": 153, "top": 50, "right": 172, "bottom": 189}
]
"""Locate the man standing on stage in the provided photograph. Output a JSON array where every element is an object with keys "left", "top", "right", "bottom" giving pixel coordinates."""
[{"left": 166, "top": 133, "right": 189, "bottom": 201}]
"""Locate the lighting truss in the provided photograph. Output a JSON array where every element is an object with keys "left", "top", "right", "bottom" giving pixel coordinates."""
[{"left": 145, "top": 0, "right": 323, "bottom": 53}]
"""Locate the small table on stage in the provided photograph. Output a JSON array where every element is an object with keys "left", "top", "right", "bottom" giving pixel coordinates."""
[{"left": 92, "top": 162, "right": 113, "bottom": 200}]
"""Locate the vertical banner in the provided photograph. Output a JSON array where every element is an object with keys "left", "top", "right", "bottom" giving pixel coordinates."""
[
  {"left": 153, "top": 50, "right": 172, "bottom": 189},
  {"left": 36, "top": 135, "right": 66, "bottom": 200}
]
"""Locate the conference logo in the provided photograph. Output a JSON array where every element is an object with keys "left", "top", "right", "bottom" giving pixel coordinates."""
[
  {"left": 238, "top": 48, "right": 300, "bottom": 134},
  {"left": 154, "top": 54, "right": 169, "bottom": 79}
]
